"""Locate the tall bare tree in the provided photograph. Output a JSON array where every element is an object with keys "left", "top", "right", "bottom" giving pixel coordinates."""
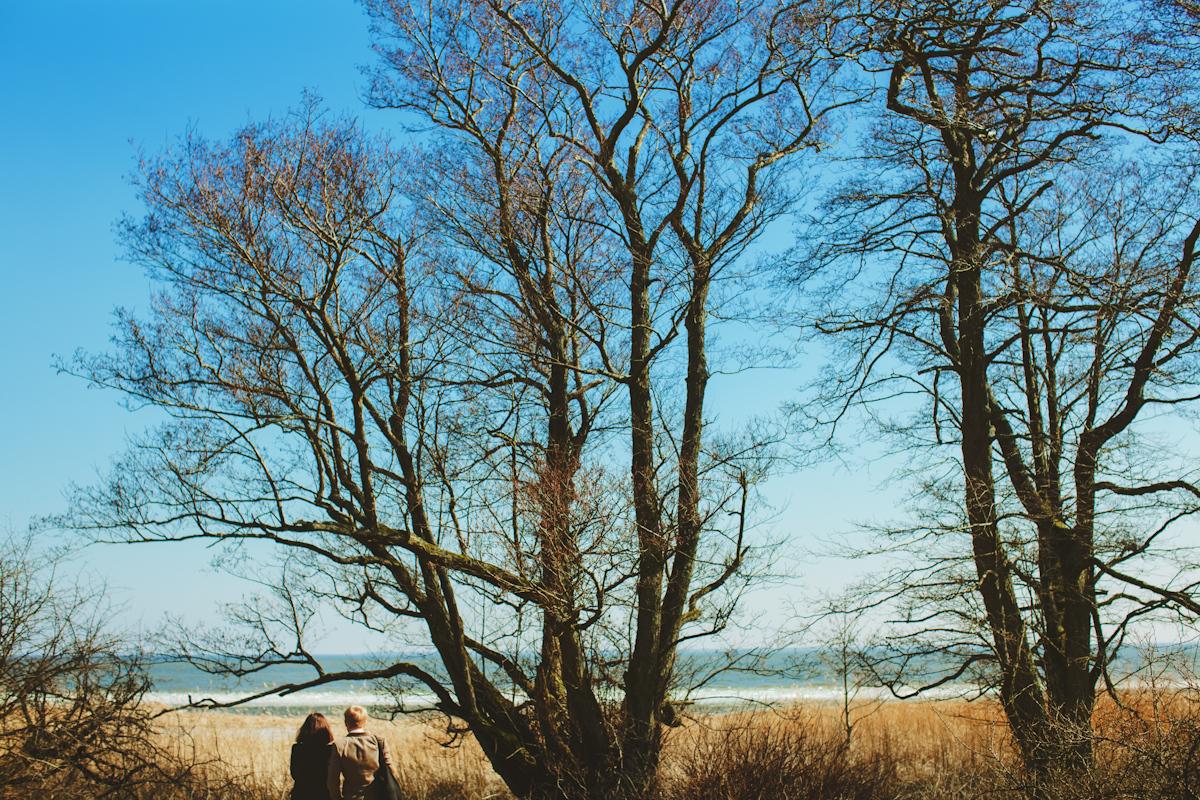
[
  {"left": 797, "top": 0, "right": 1200, "bottom": 785},
  {"left": 62, "top": 98, "right": 632, "bottom": 799},
  {"left": 57, "top": 1, "right": 841, "bottom": 784},
  {"left": 361, "top": 0, "right": 850, "bottom": 791}
]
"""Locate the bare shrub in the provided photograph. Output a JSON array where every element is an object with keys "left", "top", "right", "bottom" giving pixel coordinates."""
[
  {"left": 1038, "top": 691, "right": 1200, "bottom": 800},
  {"left": 660, "top": 711, "right": 899, "bottom": 800},
  {"left": 0, "top": 530, "right": 214, "bottom": 799}
]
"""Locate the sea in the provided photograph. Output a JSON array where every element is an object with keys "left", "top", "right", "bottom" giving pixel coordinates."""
[
  {"left": 143, "top": 650, "right": 973, "bottom": 715},
  {"left": 143, "top": 650, "right": 923, "bottom": 714},
  {"left": 144, "top": 646, "right": 1200, "bottom": 716}
]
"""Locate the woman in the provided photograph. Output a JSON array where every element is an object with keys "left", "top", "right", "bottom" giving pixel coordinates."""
[{"left": 291, "top": 712, "right": 335, "bottom": 800}]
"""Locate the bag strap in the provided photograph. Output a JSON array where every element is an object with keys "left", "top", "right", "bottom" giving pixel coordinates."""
[{"left": 372, "top": 734, "right": 388, "bottom": 773}]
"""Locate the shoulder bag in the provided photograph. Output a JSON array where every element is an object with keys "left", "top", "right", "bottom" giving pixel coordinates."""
[{"left": 371, "top": 735, "right": 403, "bottom": 800}]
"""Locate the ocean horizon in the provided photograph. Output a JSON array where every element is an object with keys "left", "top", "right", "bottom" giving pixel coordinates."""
[{"left": 145, "top": 646, "right": 1196, "bottom": 714}]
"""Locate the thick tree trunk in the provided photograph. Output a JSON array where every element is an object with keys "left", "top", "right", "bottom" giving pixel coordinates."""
[
  {"left": 950, "top": 199, "right": 1059, "bottom": 778},
  {"left": 959, "top": 288, "right": 1054, "bottom": 775},
  {"left": 623, "top": 236, "right": 667, "bottom": 795}
]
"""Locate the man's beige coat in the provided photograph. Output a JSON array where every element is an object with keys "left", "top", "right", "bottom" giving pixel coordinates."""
[{"left": 327, "top": 731, "right": 394, "bottom": 800}]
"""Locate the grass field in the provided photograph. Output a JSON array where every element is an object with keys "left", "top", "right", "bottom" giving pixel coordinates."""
[
  {"left": 149, "top": 699, "right": 1017, "bottom": 800},
  {"left": 154, "top": 710, "right": 509, "bottom": 800},
  {"left": 143, "top": 690, "right": 1200, "bottom": 799}
]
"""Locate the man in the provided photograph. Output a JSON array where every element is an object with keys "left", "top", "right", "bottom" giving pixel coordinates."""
[{"left": 327, "top": 705, "right": 395, "bottom": 800}]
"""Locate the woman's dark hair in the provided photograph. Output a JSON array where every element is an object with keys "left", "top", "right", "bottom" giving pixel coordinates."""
[{"left": 295, "top": 712, "right": 334, "bottom": 744}]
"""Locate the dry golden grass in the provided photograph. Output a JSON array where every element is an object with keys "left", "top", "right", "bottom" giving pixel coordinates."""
[
  {"left": 151, "top": 711, "right": 511, "bottom": 800},
  {"left": 657, "top": 698, "right": 1015, "bottom": 799},
  {"left": 154, "top": 700, "right": 1011, "bottom": 799},
  {"left": 146, "top": 692, "right": 1200, "bottom": 800}
]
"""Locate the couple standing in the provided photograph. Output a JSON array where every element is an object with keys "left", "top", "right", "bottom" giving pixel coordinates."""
[{"left": 291, "top": 706, "right": 396, "bottom": 800}]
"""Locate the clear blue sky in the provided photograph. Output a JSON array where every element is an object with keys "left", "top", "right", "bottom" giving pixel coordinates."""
[
  {"left": 0, "top": 1, "right": 889, "bottom": 652},
  {"left": 0, "top": 0, "right": 397, "bottom": 648}
]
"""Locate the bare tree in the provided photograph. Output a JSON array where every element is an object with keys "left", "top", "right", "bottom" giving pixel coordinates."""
[
  {"left": 795, "top": 0, "right": 1200, "bottom": 785},
  {"left": 801, "top": 591, "right": 882, "bottom": 748},
  {"left": 64, "top": 102, "right": 607, "bottom": 797},
  {"left": 53, "top": 17, "right": 833, "bottom": 788},
  {"left": 362, "top": 0, "right": 854, "bottom": 786}
]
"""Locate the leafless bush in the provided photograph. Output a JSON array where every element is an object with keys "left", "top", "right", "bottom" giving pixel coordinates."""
[
  {"left": 898, "top": 690, "right": 1200, "bottom": 800},
  {"left": 660, "top": 711, "right": 900, "bottom": 800},
  {"left": 0, "top": 530, "right": 219, "bottom": 799},
  {"left": 1019, "top": 691, "right": 1200, "bottom": 800}
]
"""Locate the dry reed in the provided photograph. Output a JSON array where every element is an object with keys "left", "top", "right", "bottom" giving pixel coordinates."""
[
  {"left": 153, "top": 701, "right": 1006, "bottom": 799},
  {"left": 152, "top": 710, "right": 511, "bottom": 800},
  {"left": 143, "top": 692, "right": 1200, "bottom": 800}
]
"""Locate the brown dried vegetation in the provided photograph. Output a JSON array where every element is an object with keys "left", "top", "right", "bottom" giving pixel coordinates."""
[{"left": 34, "top": 693, "right": 1187, "bottom": 800}]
